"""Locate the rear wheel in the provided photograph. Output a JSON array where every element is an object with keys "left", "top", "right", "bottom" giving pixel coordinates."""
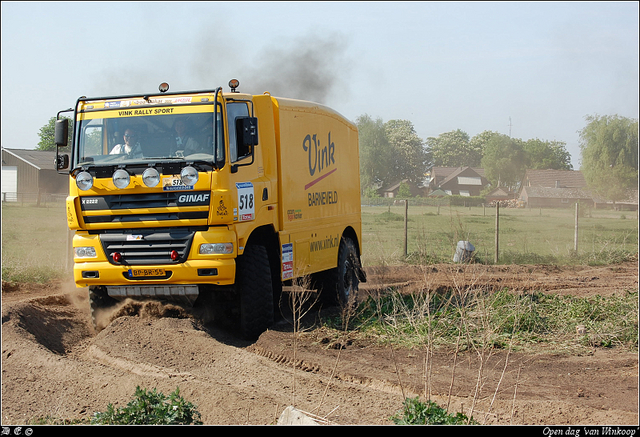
[
  {"left": 323, "top": 237, "right": 360, "bottom": 308},
  {"left": 236, "top": 244, "right": 274, "bottom": 340}
]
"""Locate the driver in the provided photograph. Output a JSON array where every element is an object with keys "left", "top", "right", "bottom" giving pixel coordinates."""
[
  {"left": 110, "top": 128, "right": 143, "bottom": 157},
  {"left": 174, "top": 120, "right": 200, "bottom": 155}
]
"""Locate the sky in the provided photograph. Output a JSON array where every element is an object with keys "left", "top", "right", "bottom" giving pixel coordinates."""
[{"left": 1, "top": 1, "right": 638, "bottom": 170}]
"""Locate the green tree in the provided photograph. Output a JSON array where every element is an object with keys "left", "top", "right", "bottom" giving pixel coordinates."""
[
  {"left": 523, "top": 138, "right": 573, "bottom": 170},
  {"left": 357, "top": 114, "right": 392, "bottom": 192},
  {"left": 468, "top": 130, "right": 500, "bottom": 165},
  {"left": 481, "top": 133, "right": 526, "bottom": 189},
  {"left": 579, "top": 114, "right": 638, "bottom": 202},
  {"left": 357, "top": 115, "right": 427, "bottom": 193},
  {"left": 426, "top": 129, "right": 482, "bottom": 167},
  {"left": 397, "top": 181, "right": 412, "bottom": 198},
  {"left": 37, "top": 116, "right": 73, "bottom": 151},
  {"left": 384, "top": 119, "right": 428, "bottom": 186}
]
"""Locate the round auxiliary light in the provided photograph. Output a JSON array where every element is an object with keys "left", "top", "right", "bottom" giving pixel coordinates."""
[
  {"left": 180, "top": 166, "right": 198, "bottom": 186},
  {"left": 142, "top": 167, "right": 160, "bottom": 187},
  {"left": 112, "top": 252, "right": 122, "bottom": 263},
  {"left": 112, "top": 169, "right": 131, "bottom": 189},
  {"left": 170, "top": 250, "right": 180, "bottom": 261},
  {"left": 159, "top": 82, "right": 170, "bottom": 93},
  {"left": 229, "top": 79, "right": 239, "bottom": 91},
  {"left": 76, "top": 171, "right": 94, "bottom": 191}
]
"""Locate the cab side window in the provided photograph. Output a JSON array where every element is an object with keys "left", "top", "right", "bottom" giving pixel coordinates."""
[{"left": 227, "top": 102, "right": 250, "bottom": 163}]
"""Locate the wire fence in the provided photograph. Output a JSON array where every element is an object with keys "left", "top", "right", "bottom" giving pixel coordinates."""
[
  {"left": 2, "top": 194, "right": 636, "bottom": 273},
  {"left": 1, "top": 192, "right": 66, "bottom": 206},
  {"left": 360, "top": 198, "right": 638, "bottom": 266}
]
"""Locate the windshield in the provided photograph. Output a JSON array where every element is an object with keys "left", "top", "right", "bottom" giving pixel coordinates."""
[{"left": 75, "top": 107, "right": 224, "bottom": 168}]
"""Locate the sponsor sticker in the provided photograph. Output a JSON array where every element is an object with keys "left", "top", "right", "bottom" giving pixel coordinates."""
[
  {"left": 162, "top": 176, "right": 193, "bottom": 191},
  {"left": 282, "top": 243, "right": 293, "bottom": 280}
]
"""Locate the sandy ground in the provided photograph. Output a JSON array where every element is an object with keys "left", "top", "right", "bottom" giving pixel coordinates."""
[{"left": 1, "top": 261, "right": 638, "bottom": 426}]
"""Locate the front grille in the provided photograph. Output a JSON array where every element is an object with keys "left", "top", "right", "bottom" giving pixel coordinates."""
[
  {"left": 99, "top": 228, "right": 199, "bottom": 265},
  {"left": 80, "top": 191, "right": 211, "bottom": 225}
]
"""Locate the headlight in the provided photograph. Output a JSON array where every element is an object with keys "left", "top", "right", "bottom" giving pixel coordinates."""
[
  {"left": 76, "top": 171, "right": 94, "bottom": 191},
  {"left": 181, "top": 166, "right": 198, "bottom": 186},
  {"left": 199, "top": 243, "right": 234, "bottom": 255},
  {"left": 74, "top": 246, "right": 97, "bottom": 259},
  {"left": 142, "top": 167, "right": 160, "bottom": 187},
  {"left": 112, "top": 169, "right": 130, "bottom": 189}
]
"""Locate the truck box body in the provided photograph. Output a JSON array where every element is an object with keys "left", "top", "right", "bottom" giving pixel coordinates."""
[
  {"left": 273, "top": 97, "right": 361, "bottom": 279},
  {"left": 56, "top": 82, "right": 364, "bottom": 338}
]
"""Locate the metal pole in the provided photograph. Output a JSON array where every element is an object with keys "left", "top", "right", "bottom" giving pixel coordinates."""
[
  {"left": 404, "top": 199, "right": 408, "bottom": 257},
  {"left": 494, "top": 202, "right": 500, "bottom": 264},
  {"left": 574, "top": 202, "right": 579, "bottom": 253}
]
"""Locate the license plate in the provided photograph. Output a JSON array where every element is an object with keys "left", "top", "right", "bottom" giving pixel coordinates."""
[{"left": 128, "top": 268, "right": 166, "bottom": 278}]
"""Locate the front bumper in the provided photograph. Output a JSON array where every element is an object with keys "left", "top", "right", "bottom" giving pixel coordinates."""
[
  {"left": 74, "top": 258, "right": 236, "bottom": 288},
  {"left": 73, "top": 227, "right": 237, "bottom": 288}
]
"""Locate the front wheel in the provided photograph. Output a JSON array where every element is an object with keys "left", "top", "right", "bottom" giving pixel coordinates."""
[
  {"left": 89, "top": 286, "right": 118, "bottom": 332},
  {"left": 236, "top": 244, "right": 274, "bottom": 340}
]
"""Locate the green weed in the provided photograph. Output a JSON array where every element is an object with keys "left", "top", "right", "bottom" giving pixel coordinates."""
[
  {"left": 92, "top": 386, "right": 202, "bottom": 425},
  {"left": 391, "top": 397, "right": 477, "bottom": 425}
]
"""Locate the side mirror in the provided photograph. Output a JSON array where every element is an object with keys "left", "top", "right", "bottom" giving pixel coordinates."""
[
  {"left": 55, "top": 118, "right": 70, "bottom": 172},
  {"left": 230, "top": 117, "right": 258, "bottom": 173},
  {"left": 237, "top": 117, "right": 258, "bottom": 147},
  {"left": 55, "top": 119, "right": 68, "bottom": 147},
  {"left": 56, "top": 154, "right": 69, "bottom": 170}
]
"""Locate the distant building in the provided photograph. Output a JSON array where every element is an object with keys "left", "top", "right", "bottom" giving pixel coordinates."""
[
  {"left": 485, "top": 187, "right": 516, "bottom": 203},
  {"left": 1, "top": 148, "right": 67, "bottom": 202},
  {"left": 428, "top": 167, "right": 488, "bottom": 196},
  {"left": 518, "top": 169, "right": 592, "bottom": 208},
  {"left": 520, "top": 169, "right": 587, "bottom": 190},
  {"left": 519, "top": 186, "right": 594, "bottom": 208},
  {"left": 614, "top": 190, "right": 639, "bottom": 211},
  {"left": 378, "top": 179, "right": 424, "bottom": 198}
]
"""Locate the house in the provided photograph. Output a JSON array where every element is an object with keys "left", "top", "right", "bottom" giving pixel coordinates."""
[
  {"left": 378, "top": 179, "right": 425, "bottom": 198},
  {"left": 485, "top": 187, "right": 516, "bottom": 203},
  {"left": 518, "top": 169, "right": 592, "bottom": 208},
  {"left": 427, "top": 188, "right": 447, "bottom": 198},
  {"left": 1, "top": 148, "right": 68, "bottom": 202},
  {"left": 520, "top": 169, "right": 587, "bottom": 190},
  {"left": 615, "top": 190, "right": 639, "bottom": 211},
  {"left": 428, "top": 167, "right": 488, "bottom": 197},
  {"left": 519, "top": 186, "right": 594, "bottom": 208},
  {"left": 594, "top": 189, "right": 639, "bottom": 211}
]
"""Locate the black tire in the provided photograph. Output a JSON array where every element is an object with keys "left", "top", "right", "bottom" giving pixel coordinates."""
[
  {"left": 89, "top": 285, "right": 117, "bottom": 332},
  {"left": 236, "top": 244, "right": 274, "bottom": 340},
  {"left": 323, "top": 237, "right": 360, "bottom": 308}
]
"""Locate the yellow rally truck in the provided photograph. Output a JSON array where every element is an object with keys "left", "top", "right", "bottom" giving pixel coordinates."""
[{"left": 55, "top": 80, "right": 366, "bottom": 339}]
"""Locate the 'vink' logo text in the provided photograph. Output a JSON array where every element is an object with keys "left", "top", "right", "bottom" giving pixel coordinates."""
[{"left": 303, "top": 132, "right": 335, "bottom": 177}]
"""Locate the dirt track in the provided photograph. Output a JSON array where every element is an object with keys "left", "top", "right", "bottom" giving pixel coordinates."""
[{"left": 2, "top": 262, "right": 638, "bottom": 425}]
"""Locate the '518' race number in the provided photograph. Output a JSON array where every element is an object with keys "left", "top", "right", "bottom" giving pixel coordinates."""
[{"left": 236, "top": 182, "right": 255, "bottom": 221}]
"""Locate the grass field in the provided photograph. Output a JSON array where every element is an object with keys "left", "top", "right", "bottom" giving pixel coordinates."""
[
  {"left": 2, "top": 203, "right": 71, "bottom": 283},
  {"left": 1, "top": 201, "right": 638, "bottom": 283},
  {"left": 361, "top": 202, "right": 638, "bottom": 267}
]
